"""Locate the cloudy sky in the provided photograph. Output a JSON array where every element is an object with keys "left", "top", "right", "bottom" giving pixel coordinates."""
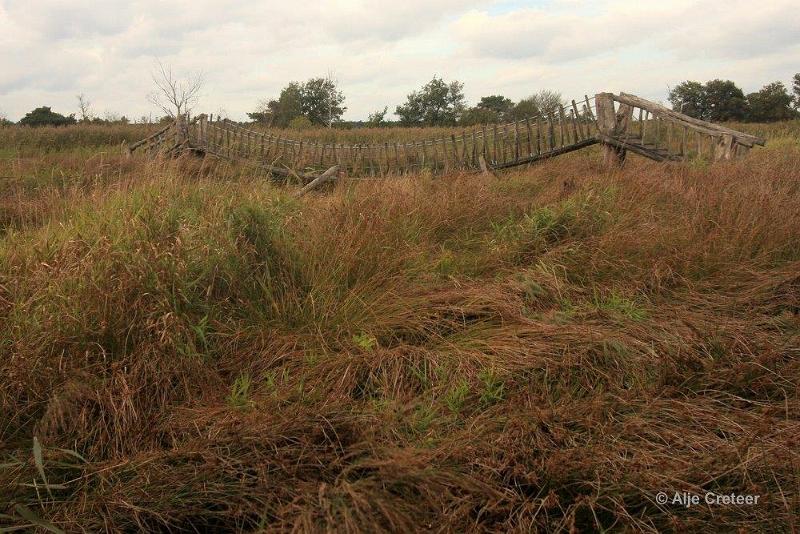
[{"left": 1, "top": 0, "right": 798, "bottom": 122}]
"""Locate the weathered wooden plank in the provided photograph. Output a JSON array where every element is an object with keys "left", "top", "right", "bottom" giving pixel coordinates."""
[
  {"left": 442, "top": 138, "right": 450, "bottom": 173},
  {"left": 536, "top": 117, "right": 543, "bottom": 154},
  {"left": 596, "top": 132, "right": 680, "bottom": 162},
  {"left": 525, "top": 118, "right": 533, "bottom": 156},
  {"left": 667, "top": 121, "right": 673, "bottom": 152},
  {"left": 274, "top": 134, "right": 282, "bottom": 164},
  {"left": 682, "top": 126, "right": 688, "bottom": 161},
  {"left": 584, "top": 95, "right": 597, "bottom": 130},
  {"left": 501, "top": 125, "right": 508, "bottom": 163},
  {"left": 482, "top": 125, "right": 488, "bottom": 164},
  {"left": 451, "top": 134, "right": 460, "bottom": 170},
  {"left": 294, "top": 165, "right": 339, "bottom": 197},
  {"left": 489, "top": 124, "right": 497, "bottom": 164},
  {"left": 478, "top": 154, "right": 490, "bottom": 175},
  {"left": 128, "top": 124, "right": 172, "bottom": 152},
  {"left": 461, "top": 130, "right": 469, "bottom": 168},
  {"left": 492, "top": 137, "right": 599, "bottom": 169},
  {"left": 571, "top": 100, "right": 584, "bottom": 140},
  {"left": 569, "top": 109, "right": 579, "bottom": 143}
]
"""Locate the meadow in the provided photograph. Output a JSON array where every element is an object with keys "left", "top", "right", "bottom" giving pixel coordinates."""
[{"left": 0, "top": 121, "right": 798, "bottom": 532}]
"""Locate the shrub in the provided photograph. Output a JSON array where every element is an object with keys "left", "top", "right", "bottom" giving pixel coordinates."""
[
  {"left": 18, "top": 107, "right": 77, "bottom": 127},
  {"left": 288, "top": 115, "right": 313, "bottom": 130}
]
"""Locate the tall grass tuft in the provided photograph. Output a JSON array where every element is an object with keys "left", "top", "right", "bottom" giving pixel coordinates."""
[{"left": 0, "top": 126, "right": 799, "bottom": 532}]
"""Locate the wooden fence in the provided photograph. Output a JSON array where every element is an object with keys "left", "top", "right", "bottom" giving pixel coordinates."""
[{"left": 130, "top": 93, "right": 765, "bottom": 177}]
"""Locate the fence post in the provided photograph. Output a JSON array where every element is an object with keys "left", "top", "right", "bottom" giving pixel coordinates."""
[
  {"left": 713, "top": 134, "right": 734, "bottom": 161},
  {"left": 596, "top": 92, "right": 631, "bottom": 167},
  {"left": 198, "top": 114, "right": 208, "bottom": 148},
  {"left": 175, "top": 113, "right": 189, "bottom": 147}
]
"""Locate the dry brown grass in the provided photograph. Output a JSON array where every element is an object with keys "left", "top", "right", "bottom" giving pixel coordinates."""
[{"left": 0, "top": 128, "right": 798, "bottom": 532}]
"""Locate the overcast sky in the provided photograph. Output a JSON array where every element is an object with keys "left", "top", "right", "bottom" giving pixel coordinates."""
[{"left": 1, "top": 0, "right": 798, "bottom": 122}]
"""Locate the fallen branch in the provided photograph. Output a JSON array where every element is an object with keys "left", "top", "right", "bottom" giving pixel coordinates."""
[{"left": 294, "top": 166, "right": 339, "bottom": 197}]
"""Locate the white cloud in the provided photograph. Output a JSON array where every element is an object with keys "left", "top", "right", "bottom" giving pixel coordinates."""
[
  {"left": 0, "top": 0, "right": 797, "bottom": 122},
  {"left": 453, "top": 0, "right": 800, "bottom": 62}
]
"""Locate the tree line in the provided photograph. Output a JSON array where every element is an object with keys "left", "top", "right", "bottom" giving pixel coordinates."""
[
  {"left": 4, "top": 72, "right": 799, "bottom": 128},
  {"left": 668, "top": 75, "right": 800, "bottom": 122},
  {"left": 250, "top": 73, "right": 800, "bottom": 128},
  {"left": 4, "top": 104, "right": 133, "bottom": 128},
  {"left": 247, "top": 76, "right": 565, "bottom": 128}
]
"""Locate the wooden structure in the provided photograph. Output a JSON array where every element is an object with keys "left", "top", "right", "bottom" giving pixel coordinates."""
[
  {"left": 128, "top": 93, "right": 764, "bottom": 179},
  {"left": 594, "top": 93, "right": 764, "bottom": 164}
]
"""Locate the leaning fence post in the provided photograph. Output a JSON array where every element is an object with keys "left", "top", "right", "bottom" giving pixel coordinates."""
[
  {"left": 174, "top": 113, "right": 189, "bottom": 148},
  {"left": 596, "top": 92, "right": 628, "bottom": 167}
]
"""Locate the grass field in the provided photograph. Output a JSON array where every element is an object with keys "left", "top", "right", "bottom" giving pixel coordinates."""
[{"left": 1, "top": 122, "right": 799, "bottom": 532}]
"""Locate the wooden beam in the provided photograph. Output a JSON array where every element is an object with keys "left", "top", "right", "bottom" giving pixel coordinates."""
[
  {"left": 595, "top": 133, "right": 682, "bottom": 162},
  {"left": 614, "top": 92, "right": 764, "bottom": 146},
  {"left": 492, "top": 137, "right": 599, "bottom": 169},
  {"left": 294, "top": 166, "right": 340, "bottom": 197}
]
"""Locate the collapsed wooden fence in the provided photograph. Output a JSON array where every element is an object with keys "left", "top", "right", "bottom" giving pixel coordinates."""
[{"left": 129, "top": 92, "right": 765, "bottom": 179}]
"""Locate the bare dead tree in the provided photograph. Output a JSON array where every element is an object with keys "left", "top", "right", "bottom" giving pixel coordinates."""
[
  {"left": 77, "top": 93, "right": 93, "bottom": 122},
  {"left": 147, "top": 60, "right": 204, "bottom": 118}
]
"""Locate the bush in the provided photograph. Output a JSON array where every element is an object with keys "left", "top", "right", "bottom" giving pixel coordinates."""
[
  {"left": 18, "top": 107, "right": 77, "bottom": 127},
  {"left": 746, "top": 82, "right": 797, "bottom": 122},
  {"left": 288, "top": 116, "right": 313, "bottom": 130}
]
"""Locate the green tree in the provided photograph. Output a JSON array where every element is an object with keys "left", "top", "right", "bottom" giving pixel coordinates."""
[
  {"left": 668, "top": 81, "right": 705, "bottom": 118},
  {"left": 509, "top": 90, "right": 562, "bottom": 120},
  {"left": 367, "top": 106, "right": 388, "bottom": 127},
  {"left": 702, "top": 79, "right": 746, "bottom": 122},
  {"left": 746, "top": 82, "right": 796, "bottom": 122},
  {"left": 272, "top": 83, "right": 304, "bottom": 127},
  {"left": 461, "top": 94, "right": 514, "bottom": 125},
  {"left": 299, "top": 77, "right": 347, "bottom": 127},
  {"left": 249, "top": 84, "right": 303, "bottom": 128},
  {"left": 18, "top": 106, "right": 77, "bottom": 127},
  {"left": 250, "top": 78, "right": 345, "bottom": 128},
  {"left": 395, "top": 77, "right": 466, "bottom": 126},
  {"left": 460, "top": 106, "right": 501, "bottom": 126},
  {"left": 246, "top": 99, "right": 274, "bottom": 124},
  {"left": 0, "top": 110, "right": 11, "bottom": 126},
  {"left": 477, "top": 95, "right": 514, "bottom": 116},
  {"left": 792, "top": 73, "right": 800, "bottom": 110}
]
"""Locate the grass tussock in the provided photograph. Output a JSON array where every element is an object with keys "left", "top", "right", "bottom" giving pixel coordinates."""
[{"left": 0, "top": 129, "right": 799, "bottom": 532}]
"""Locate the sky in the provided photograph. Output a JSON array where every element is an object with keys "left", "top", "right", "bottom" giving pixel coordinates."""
[{"left": 1, "top": 0, "right": 798, "bottom": 122}]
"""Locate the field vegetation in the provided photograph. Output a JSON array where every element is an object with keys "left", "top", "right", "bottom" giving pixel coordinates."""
[{"left": 0, "top": 122, "right": 798, "bottom": 532}]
